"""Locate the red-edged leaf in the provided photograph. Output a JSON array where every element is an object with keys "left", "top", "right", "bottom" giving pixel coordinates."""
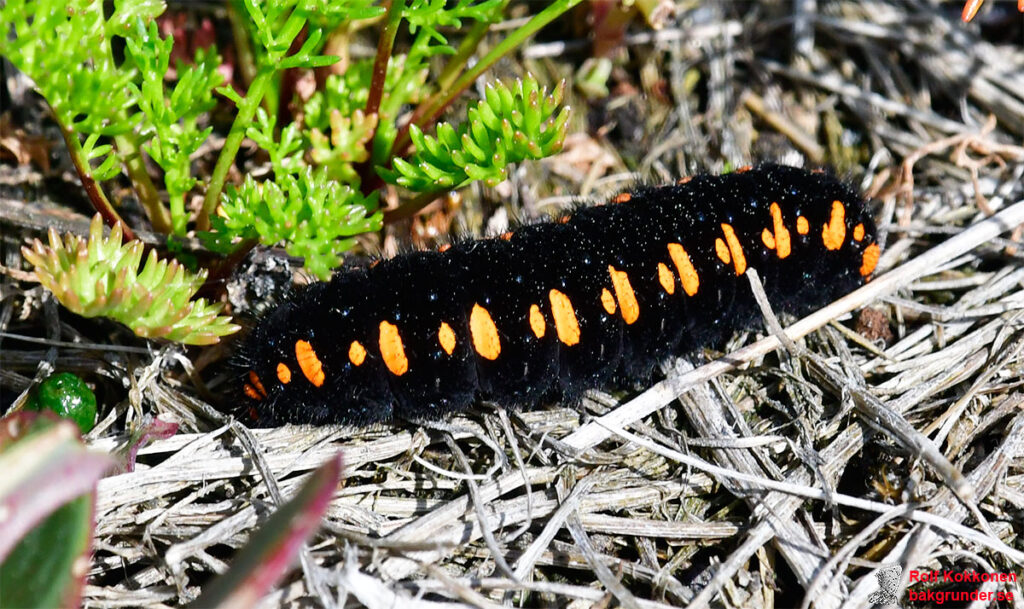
[
  {"left": 0, "top": 495, "right": 95, "bottom": 609},
  {"left": 0, "top": 412, "right": 112, "bottom": 609},
  {"left": 0, "top": 412, "right": 113, "bottom": 562},
  {"left": 120, "top": 417, "right": 179, "bottom": 473},
  {"left": 190, "top": 453, "right": 342, "bottom": 608}
]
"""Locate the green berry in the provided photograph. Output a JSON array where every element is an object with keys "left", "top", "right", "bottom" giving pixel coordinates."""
[{"left": 26, "top": 373, "right": 98, "bottom": 435}]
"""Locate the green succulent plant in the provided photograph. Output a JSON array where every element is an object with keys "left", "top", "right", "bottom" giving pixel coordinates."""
[
  {"left": 200, "top": 108, "right": 383, "bottom": 280},
  {"left": 380, "top": 76, "right": 570, "bottom": 190},
  {"left": 4, "top": 0, "right": 581, "bottom": 345},
  {"left": 22, "top": 215, "right": 239, "bottom": 345},
  {"left": 207, "top": 167, "right": 382, "bottom": 280}
]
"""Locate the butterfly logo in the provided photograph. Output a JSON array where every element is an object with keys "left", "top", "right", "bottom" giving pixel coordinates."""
[{"left": 868, "top": 564, "right": 902, "bottom": 606}]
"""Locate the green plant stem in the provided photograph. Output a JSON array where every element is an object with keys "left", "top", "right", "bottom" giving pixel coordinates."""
[
  {"left": 114, "top": 134, "right": 172, "bottom": 234},
  {"left": 198, "top": 70, "right": 275, "bottom": 231},
  {"left": 169, "top": 193, "right": 186, "bottom": 236},
  {"left": 435, "top": 0, "right": 510, "bottom": 92},
  {"left": 392, "top": 0, "right": 581, "bottom": 160},
  {"left": 227, "top": 0, "right": 259, "bottom": 90},
  {"left": 263, "top": 10, "right": 309, "bottom": 120},
  {"left": 198, "top": 9, "right": 308, "bottom": 230},
  {"left": 275, "top": 11, "right": 309, "bottom": 57},
  {"left": 59, "top": 126, "right": 138, "bottom": 242},
  {"left": 95, "top": 22, "right": 170, "bottom": 235}
]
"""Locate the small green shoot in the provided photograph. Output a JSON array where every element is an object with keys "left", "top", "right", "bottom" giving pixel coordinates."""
[
  {"left": 201, "top": 108, "right": 383, "bottom": 280},
  {"left": 126, "top": 20, "right": 225, "bottom": 236},
  {"left": 207, "top": 168, "right": 382, "bottom": 280}
]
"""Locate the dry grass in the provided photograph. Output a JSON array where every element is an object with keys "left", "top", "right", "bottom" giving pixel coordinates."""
[{"left": 2, "top": 1, "right": 1024, "bottom": 607}]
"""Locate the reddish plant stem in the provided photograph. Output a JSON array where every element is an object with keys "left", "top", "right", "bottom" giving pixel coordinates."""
[
  {"left": 59, "top": 126, "right": 138, "bottom": 242},
  {"left": 357, "top": 0, "right": 405, "bottom": 193},
  {"left": 382, "top": 189, "right": 443, "bottom": 224},
  {"left": 365, "top": 0, "right": 404, "bottom": 120}
]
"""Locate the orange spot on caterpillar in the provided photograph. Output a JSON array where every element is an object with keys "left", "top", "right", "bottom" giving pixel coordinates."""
[
  {"left": 370, "top": 259, "right": 381, "bottom": 268},
  {"left": 438, "top": 243, "right": 452, "bottom": 252},
  {"left": 248, "top": 370, "right": 267, "bottom": 397},
  {"left": 548, "top": 289, "right": 580, "bottom": 345},
  {"left": 470, "top": 304, "right": 501, "bottom": 360},
  {"left": 761, "top": 228, "right": 776, "bottom": 249},
  {"left": 735, "top": 165, "right": 753, "bottom": 173},
  {"left": 677, "top": 176, "right": 693, "bottom": 185},
  {"left": 657, "top": 262, "right": 675, "bottom": 294},
  {"left": 715, "top": 238, "right": 730, "bottom": 264},
  {"left": 295, "top": 339, "right": 326, "bottom": 387},
  {"left": 276, "top": 362, "right": 291, "bottom": 384},
  {"left": 600, "top": 288, "right": 617, "bottom": 314},
  {"left": 529, "top": 304, "right": 546, "bottom": 338},
  {"left": 438, "top": 322, "right": 456, "bottom": 355},
  {"left": 860, "top": 243, "right": 880, "bottom": 277},
  {"left": 797, "top": 216, "right": 809, "bottom": 235},
  {"left": 608, "top": 265, "right": 640, "bottom": 324},
  {"left": 244, "top": 383, "right": 262, "bottom": 401},
  {"left": 720, "top": 223, "right": 747, "bottom": 275},
  {"left": 853, "top": 223, "right": 865, "bottom": 241},
  {"left": 822, "top": 201, "right": 847, "bottom": 251},
  {"left": 349, "top": 340, "right": 366, "bottom": 366},
  {"left": 500, "top": 232, "right": 513, "bottom": 241},
  {"left": 612, "top": 192, "right": 632, "bottom": 204},
  {"left": 558, "top": 215, "right": 571, "bottom": 224},
  {"left": 667, "top": 243, "right": 699, "bottom": 296},
  {"left": 379, "top": 321, "right": 409, "bottom": 376},
  {"left": 963, "top": 0, "right": 985, "bottom": 21},
  {"left": 768, "top": 202, "right": 791, "bottom": 259}
]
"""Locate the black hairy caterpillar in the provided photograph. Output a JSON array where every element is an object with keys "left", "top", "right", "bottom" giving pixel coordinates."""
[{"left": 237, "top": 164, "right": 881, "bottom": 426}]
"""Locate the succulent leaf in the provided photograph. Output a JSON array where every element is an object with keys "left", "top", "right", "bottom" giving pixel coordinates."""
[
  {"left": 22, "top": 216, "right": 239, "bottom": 345},
  {"left": 379, "top": 76, "right": 570, "bottom": 192}
]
